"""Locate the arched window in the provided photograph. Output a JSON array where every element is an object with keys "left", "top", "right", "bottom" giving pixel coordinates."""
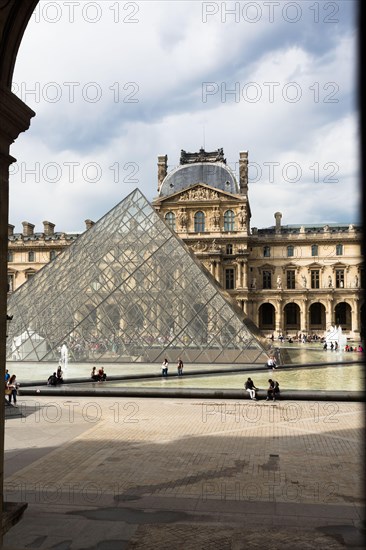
[
  {"left": 336, "top": 243, "right": 343, "bottom": 256},
  {"left": 311, "top": 244, "right": 318, "bottom": 256},
  {"left": 287, "top": 245, "right": 294, "bottom": 257},
  {"left": 224, "top": 210, "right": 235, "bottom": 231},
  {"left": 165, "top": 212, "right": 176, "bottom": 231},
  {"left": 194, "top": 211, "right": 205, "bottom": 232}
]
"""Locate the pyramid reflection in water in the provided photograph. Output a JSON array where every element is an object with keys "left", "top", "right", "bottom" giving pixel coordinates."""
[{"left": 7, "top": 189, "right": 267, "bottom": 364}]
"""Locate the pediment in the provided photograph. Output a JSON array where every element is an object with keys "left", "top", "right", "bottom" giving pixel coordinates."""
[{"left": 154, "top": 183, "right": 241, "bottom": 205}]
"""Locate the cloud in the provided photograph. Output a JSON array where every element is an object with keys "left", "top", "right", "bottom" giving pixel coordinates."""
[{"left": 9, "top": 0, "right": 358, "bottom": 233}]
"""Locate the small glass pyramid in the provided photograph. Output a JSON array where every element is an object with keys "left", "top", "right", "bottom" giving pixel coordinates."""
[{"left": 7, "top": 189, "right": 267, "bottom": 364}]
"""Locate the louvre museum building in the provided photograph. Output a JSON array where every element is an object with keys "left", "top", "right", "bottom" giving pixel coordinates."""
[{"left": 6, "top": 149, "right": 363, "bottom": 363}]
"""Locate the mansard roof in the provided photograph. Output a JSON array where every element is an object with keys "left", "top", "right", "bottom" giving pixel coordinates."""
[{"left": 159, "top": 149, "right": 239, "bottom": 198}]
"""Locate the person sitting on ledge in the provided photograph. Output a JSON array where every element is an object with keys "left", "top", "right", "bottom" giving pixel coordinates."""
[
  {"left": 56, "top": 366, "right": 64, "bottom": 384},
  {"left": 47, "top": 372, "right": 58, "bottom": 386},
  {"left": 266, "top": 379, "right": 280, "bottom": 401},
  {"left": 244, "top": 377, "right": 258, "bottom": 400},
  {"left": 98, "top": 366, "right": 107, "bottom": 382},
  {"left": 91, "top": 366, "right": 99, "bottom": 382}
]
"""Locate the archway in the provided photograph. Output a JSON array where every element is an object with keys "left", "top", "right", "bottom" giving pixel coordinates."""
[
  {"left": 334, "top": 302, "right": 352, "bottom": 331},
  {"left": 258, "top": 303, "right": 275, "bottom": 330},
  {"left": 309, "top": 302, "right": 326, "bottom": 331},
  {"left": 284, "top": 303, "right": 300, "bottom": 331}
]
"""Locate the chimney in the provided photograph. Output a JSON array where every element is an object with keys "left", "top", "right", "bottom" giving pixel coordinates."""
[
  {"left": 157, "top": 154, "right": 168, "bottom": 192},
  {"left": 8, "top": 224, "right": 14, "bottom": 236},
  {"left": 239, "top": 151, "right": 248, "bottom": 195},
  {"left": 85, "top": 219, "right": 95, "bottom": 230},
  {"left": 43, "top": 220, "right": 55, "bottom": 236},
  {"left": 22, "top": 221, "right": 34, "bottom": 237},
  {"left": 274, "top": 212, "right": 282, "bottom": 234}
]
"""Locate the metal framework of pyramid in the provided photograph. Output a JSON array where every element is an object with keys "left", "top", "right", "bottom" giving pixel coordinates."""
[{"left": 7, "top": 189, "right": 267, "bottom": 364}]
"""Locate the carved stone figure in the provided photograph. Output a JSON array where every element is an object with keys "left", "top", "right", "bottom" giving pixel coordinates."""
[
  {"left": 251, "top": 278, "right": 256, "bottom": 289},
  {"left": 210, "top": 239, "right": 220, "bottom": 251},
  {"left": 211, "top": 208, "right": 220, "bottom": 229},
  {"left": 238, "top": 205, "right": 247, "bottom": 228},
  {"left": 354, "top": 275, "right": 359, "bottom": 288},
  {"left": 276, "top": 275, "right": 282, "bottom": 289},
  {"left": 328, "top": 275, "right": 333, "bottom": 288},
  {"left": 177, "top": 208, "right": 188, "bottom": 230},
  {"left": 301, "top": 275, "right": 307, "bottom": 288}
]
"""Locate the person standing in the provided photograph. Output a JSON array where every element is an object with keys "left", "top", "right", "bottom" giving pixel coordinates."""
[
  {"left": 161, "top": 358, "right": 168, "bottom": 377},
  {"left": 177, "top": 358, "right": 183, "bottom": 376},
  {"left": 6, "top": 374, "right": 19, "bottom": 406}
]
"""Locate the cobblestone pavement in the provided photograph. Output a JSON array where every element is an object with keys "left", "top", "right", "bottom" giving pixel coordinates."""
[{"left": 3, "top": 396, "right": 365, "bottom": 549}]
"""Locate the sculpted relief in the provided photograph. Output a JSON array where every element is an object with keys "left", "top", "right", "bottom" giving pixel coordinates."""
[{"left": 179, "top": 187, "right": 220, "bottom": 201}]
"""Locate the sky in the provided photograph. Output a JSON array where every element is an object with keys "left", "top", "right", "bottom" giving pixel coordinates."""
[{"left": 9, "top": 0, "right": 359, "bottom": 234}]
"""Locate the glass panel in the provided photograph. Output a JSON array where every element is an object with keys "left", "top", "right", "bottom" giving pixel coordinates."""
[{"left": 7, "top": 189, "right": 266, "bottom": 364}]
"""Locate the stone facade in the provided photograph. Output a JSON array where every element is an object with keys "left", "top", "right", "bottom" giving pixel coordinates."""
[
  {"left": 152, "top": 149, "right": 363, "bottom": 341},
  {"left": 7, "top": 149, "right": 364, "bottom": 340}
]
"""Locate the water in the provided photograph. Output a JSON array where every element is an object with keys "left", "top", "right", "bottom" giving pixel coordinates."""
[
  {"left": 8, "top": 344, "right": 364, "bottom": 392},
  {"left": 105, "top": 364, "right": 363, "bottom": 391}
]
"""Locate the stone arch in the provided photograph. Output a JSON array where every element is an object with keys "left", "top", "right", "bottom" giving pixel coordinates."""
[
  {"left": 309, "top": 302, "right": 326, "bottom": 331},
  {"left": 334, "top": 301, "right": 352, "bottom": 331},
  {"left": 258, "top": 302, "right": 275, "bottom": 330},
  {"left": 284, "top": 302, "right": 300, "bottom": 331}
]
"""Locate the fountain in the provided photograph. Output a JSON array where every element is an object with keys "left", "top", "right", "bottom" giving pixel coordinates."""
[{"left": 324, "top": 325, "right": 347, "bottom": 350}]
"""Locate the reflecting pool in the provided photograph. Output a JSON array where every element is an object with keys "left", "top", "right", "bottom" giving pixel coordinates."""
[{"left": 103, "top": 364, "right": 363, "bottom": 392}]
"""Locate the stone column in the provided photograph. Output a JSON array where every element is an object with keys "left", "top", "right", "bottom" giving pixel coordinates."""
[
  {"left": 210, "top": 260, "right": 215, "bottom": 277},
  {"left": 300, "top": 298, "right": 308, "bottom": 333},
  {"left": 216, "top": 260, "right": 221, "bottom": 285},
  {"left": 351, "top": 299, "right": 360, "bottom": 339},
  {"left": 325, "top": 298, "right": 333, "bottom": 331},
  {"left": 235, "top": 262, "right": 241, "bottom": 289},
  {"left": 242, "top": 261, "right": 248, "bottom": 289},
  {"left": 0, "top": 87, "right": 35, "bottom": 537},
  {"left": 275, "top": 299, "right": 283, "bottom": 335}
]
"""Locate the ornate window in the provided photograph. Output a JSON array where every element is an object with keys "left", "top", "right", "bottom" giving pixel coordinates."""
[
  {"left": 263, "top": 246, "right": 271, "bottom": 258},
  {"left": 287, "top": 245, "right": 294, "bottom": 257},
  {"left": 28, "top": 251, "right": 35, "bottom": 262},
  {"left": 336, "top": 243, "right": 343, "bottom": 256},
  {"left": 311, "top": 244, "right": 318, "bottom": 256},
  {"left": 335, "top": 269, "right": 344, "bottom": 288},
  {"left": 224, "top": 210, "right": 235, "bottom": 231},
  {"left": 311, "top": 270, "right": 320, "bottom": 289},
  {"left": 226, "top": 244, "right": 233, "bottom": 255},
  {"left": 194, "top": 211, "right": 205, "bottom": 232},
  {"left": 286, "top": 270, "right": 295, "bottom": 289},
  {"left": 263, "top": 270, "right": 271, "bottom": 289},
  {"left": 165, "top": 212, "right": 176, "bottom": 231},
  {"left": 225, "top": 268, "right": 235, "bottom": 290}
]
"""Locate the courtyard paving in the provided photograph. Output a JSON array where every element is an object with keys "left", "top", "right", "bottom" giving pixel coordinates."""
[{"left": 3, "top": 394, "right": 365, "bottom": 549}]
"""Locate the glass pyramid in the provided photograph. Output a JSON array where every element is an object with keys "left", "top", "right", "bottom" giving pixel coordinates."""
[{"left": 6, "top": 189, "right": 267, "bottom": 364}]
